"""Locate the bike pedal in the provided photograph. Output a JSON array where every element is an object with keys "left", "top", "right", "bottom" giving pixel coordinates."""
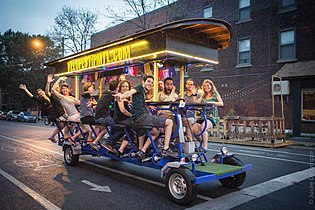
[
  {"left": 120, "top": 154, "right": 129, "bottom": 158},
  {"left": 142, "top": 157, "right": 152, "bottom": 162}
]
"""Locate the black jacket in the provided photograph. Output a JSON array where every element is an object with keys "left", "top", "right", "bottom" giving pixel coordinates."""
[{"left": 95, "top": 90, "right": 114, "bottom": 119}]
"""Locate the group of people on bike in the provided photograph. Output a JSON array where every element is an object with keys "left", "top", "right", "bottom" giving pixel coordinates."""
[{"left": 19, "top": 73, "right": 223, "bottom": 160}]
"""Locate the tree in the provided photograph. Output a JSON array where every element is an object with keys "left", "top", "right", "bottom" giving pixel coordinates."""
[
  {"left": 105, "top": 0, "right": 177, "bottom": 30},
  {"left": 0, "top": 30, "right": 59, "bottom": 111},
  {"left": 50, "top": 6, "right": 98, "bottom": 56}
]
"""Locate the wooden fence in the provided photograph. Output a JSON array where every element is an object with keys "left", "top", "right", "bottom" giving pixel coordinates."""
[{"left": 209, "top": 116, "right": 286, "bottom": 142}]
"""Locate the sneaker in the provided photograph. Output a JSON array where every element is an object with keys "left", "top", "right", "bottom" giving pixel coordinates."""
[
  {"left": 161, "top": 148, "right": 178, "bottom": 158},
  {"left": 48, "top": 137, "right": 57, "bottom": 143},
  {"left": 198, "top": 147, "right": 208, "bottom": 153},
  {"left": 136, "top": 150, "right": 146, "bottom": 160},
  {"left": 90, "top": 142, "right": 100, "bottom": 151},
  {"left": 116, "top": 150, "right": 125, "bottom": 157}
]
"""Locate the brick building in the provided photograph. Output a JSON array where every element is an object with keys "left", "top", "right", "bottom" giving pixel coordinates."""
[{"left": 91, "top": 0, "right": 315, "bottom": 136}]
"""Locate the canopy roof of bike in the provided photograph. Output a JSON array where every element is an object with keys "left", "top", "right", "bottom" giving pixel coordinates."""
[{"left": 45, "top": 18, "right": 232, "bottom": 77}]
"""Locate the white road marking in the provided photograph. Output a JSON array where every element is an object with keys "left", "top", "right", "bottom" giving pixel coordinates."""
[
  {"left": 13, "top": 159, "right": 61, "bottom": 171},
  {"left": 186, "top": 168, "right": 313, "bottom": 210},
  {"left": 83, "top": 160, "right": 213, "bottom": 201},
  {"left": 3, "top": 134, "right": 309, "bottom": 166},
  {"left": 208, "top": 148, "right": 310, "bottom": 165},
  {"left": 210, "top": 143, "right": 312, "bottom": 157},
  {"left": 0, "top": 167, "right": 61, "bottom": 210},
  {"left": 0, "top": 133, "right": 311, "bottom": 206},
  {"left": 1, "top": 145, "right": 17, "bottom": 152},
  {"left": 81, "top": 180, "right": 111, "bottom": 192},
  {"left": 0, "top": 134, "right": 211, "bottom": 201},
  {"left": 0, "top": 135, "right": 61, "bottom": 155}
]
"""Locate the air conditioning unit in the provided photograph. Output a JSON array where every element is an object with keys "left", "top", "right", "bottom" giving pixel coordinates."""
[{"left": 272, "top": 80, "right": 290, "bottom": 95}]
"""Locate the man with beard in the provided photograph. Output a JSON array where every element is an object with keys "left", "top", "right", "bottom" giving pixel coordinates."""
[
  {"left": 158, "top": 77, "right": 193, "bottom": 141},
  {"left": 158, "top": 77, "right": 179, "bottom": 118}
]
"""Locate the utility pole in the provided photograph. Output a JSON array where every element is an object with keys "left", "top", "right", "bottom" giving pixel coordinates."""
[{"left": 61, "top": 37, "right": 65, "bottom": 57}]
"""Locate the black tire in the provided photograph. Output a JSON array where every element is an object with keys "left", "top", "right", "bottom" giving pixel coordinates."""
[
  {"left": 165, "top": 167, "right": 198, "bottom": 205},
  {"left": 219, "top": 157, "right": 246, "bottom": 188},
  {"left": 44, "top": 120, "right": 50, "bottom": 125},
  {"left": 64, "top": 146, "right": 79, "bottom": 166}
]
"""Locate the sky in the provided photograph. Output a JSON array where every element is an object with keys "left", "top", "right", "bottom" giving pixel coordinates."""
[{"left": 0, "top": 0, "right": 124, "bottom": 35}]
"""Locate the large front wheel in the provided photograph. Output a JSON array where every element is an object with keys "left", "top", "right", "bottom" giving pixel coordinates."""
[
  {"left": 219, "top": 157, "right": 246, "bottom": 188},
  {"left": 64, "top": 146, "right": 79, "bottom": 166},
  {"left": 165, "top": 167, "right": 198, "bottom": 205}
]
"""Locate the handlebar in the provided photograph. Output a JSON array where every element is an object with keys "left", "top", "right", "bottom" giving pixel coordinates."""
[
  {"left": 146, "top": 101, "right": 211, "bottom": 138},
  {"left": 146, "top": 101, "right": 212, "bottom": 108}
]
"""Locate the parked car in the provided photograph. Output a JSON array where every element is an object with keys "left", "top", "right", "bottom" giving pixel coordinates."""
[
  {"left": 0, "top": 111, "right": 7, "bottom": 120},
  {"left": 6, "top": 110, "right": 21, "bottom": 121},
  {"left": 17, "top": 112, "right": 36, "bottom": 123}
]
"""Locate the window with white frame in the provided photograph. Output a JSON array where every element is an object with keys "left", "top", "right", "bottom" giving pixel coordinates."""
[
  {"left": 280, "top": 0, "right": 295, "bottom": 10},
  {"left": 302, "top": 89, "right": 315, "bottom": 121},
  {"left": 279, "top": 29, "right": 295, "bottom": 60},
  {"left": 238, "top": 38, "right": 251, "bottom": 65},
  {"left": 239, "top": 0, "right": 250, "bottom": 21},
  {"left": 203, "top": 6, "right": 213, "bottom": 18}
]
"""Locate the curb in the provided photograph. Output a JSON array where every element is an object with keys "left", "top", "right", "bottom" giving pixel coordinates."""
[{"left": 208, "top": 138, "right": 293, "bottom": 148}]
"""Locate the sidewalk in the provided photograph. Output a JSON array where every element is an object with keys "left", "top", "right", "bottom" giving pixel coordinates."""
[
  {"left": 207, "top": 135, "right": 315, "bottom": 148},
  {"left": 208, "top": 137, "right": 294, "bottom": 148},
  {"left": 288, "top": 136, "right": 315, "bottom": 147}
]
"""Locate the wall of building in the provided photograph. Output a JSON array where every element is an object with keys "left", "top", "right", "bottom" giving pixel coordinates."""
[{"left": 90, "top": 0, "right": 315, "bottom": 134}]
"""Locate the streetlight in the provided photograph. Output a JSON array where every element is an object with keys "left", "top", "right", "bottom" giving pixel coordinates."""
[
  {"left": 32, "top": 39, "right": 43, "bottom": 49},
  {"left": 31, "top": 39, "right": 45, "bottom": 60}
]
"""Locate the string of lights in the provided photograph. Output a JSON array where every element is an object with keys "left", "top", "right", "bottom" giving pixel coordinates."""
[{"left": 222, "top": 77, "right": 271, "bottom": 101}]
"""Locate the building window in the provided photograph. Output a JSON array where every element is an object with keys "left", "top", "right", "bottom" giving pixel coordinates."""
[
  {"left": 238, "top": 38, "right": 251, "bottom": 65},
  {"left": 280, "top": 0, "right": 295, "bottom": 10},
  {"left": 302, "top": 89, "right": 315, "bottom": 121},
  {"left": 203, "top": 6, "right": 213, "bottom": 18},
  {"left": 239, "top": 0, "right": 250, "bottom": 21},
  {"left": 279, "top": 29, "right": 295, "bottom": 60}
]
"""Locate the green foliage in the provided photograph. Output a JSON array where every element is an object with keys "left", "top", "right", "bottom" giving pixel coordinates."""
[{"left": 0, "top": 30, "right": 59, "bottom": 110}]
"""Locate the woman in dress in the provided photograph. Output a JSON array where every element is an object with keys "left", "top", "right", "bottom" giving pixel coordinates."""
[{"left": 194, "top": 79, "right": 223, "bottom": 152}]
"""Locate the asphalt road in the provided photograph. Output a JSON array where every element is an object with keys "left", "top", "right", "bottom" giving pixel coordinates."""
[{"left": 0, "top": 120, "right": 314, "bottom": 210}]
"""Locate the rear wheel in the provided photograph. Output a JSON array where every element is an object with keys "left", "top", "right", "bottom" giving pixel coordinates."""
[
  {"left": 64, "top": 146, "right": 79, "bottom": 166},
  {"left": 219, "top": 157, "right": 246, "bottom": 188},
  {"left": 44, "top": 119, "right": 50, "bottom": 125},
  {"left": 165, "top": 167, "right": 198, "bottom": 205}
]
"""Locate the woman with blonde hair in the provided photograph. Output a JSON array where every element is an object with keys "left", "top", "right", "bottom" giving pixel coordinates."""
[{"left": 194, "top": 79, "right": 223, "bottom": 152}]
